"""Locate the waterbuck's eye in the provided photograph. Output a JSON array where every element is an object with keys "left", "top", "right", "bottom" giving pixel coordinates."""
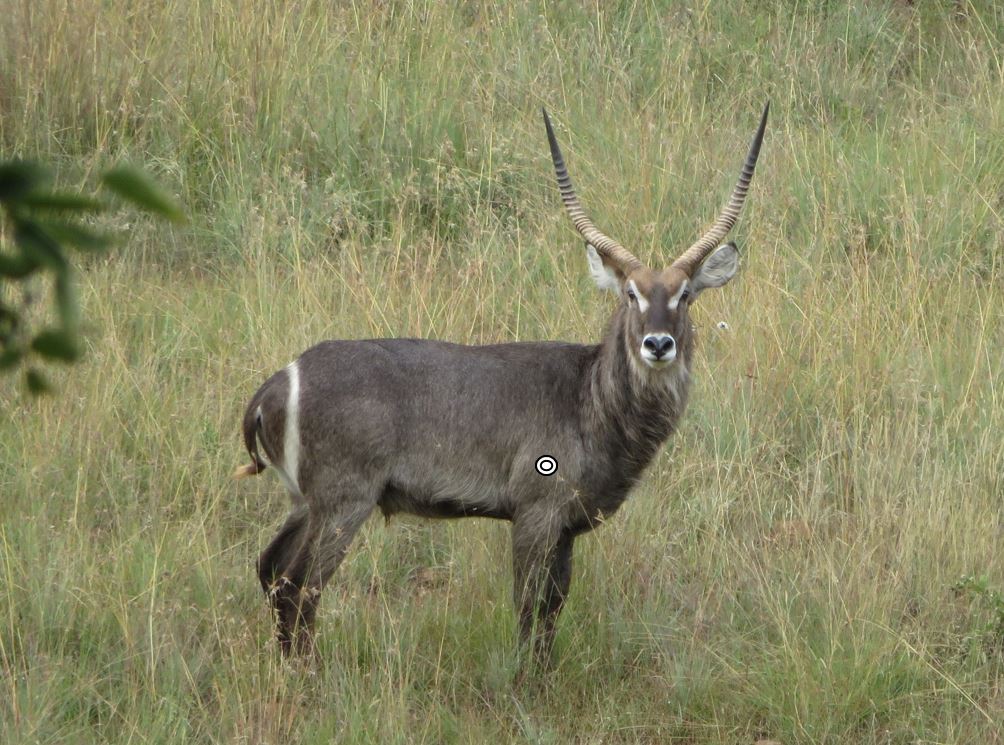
[
  {"left": 679, "top": 291, "right": 690, "bottom": 304},
  {"left": 626, "top": 288, "right": 637, "bottom": 303}
]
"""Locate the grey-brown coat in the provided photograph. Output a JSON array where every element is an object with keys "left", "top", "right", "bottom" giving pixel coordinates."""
[{"left": 236, "top": 104, "right": 769, "bottom": 662}]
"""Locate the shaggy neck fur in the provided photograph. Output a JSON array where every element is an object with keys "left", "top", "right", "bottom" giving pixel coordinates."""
[{"left": 580, "top": 303, "right": 694, "bottom": 497}]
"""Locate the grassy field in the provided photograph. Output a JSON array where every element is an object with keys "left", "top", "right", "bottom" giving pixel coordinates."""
[{"left": 2, "top": 1, "right": 1004, "bottom": 742}]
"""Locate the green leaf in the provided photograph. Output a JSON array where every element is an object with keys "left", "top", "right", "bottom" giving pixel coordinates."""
[
  {"left": 22, "top": 192, "right": 104, "bottom": 212},
  {"left": 0, "top": 301, "right": 16, "bottom": 333},
  {"left": 31, "top": 328, "right": 81, "bottom": 362},
  {"left": 0, "top": 250, "right": 41, "bottom": 278},
  {"left": 42, "top": 220, "right": 112, "bottom": 252},
  {"left": 14, "top": 220, "right": 67, "bottom": 270},
  {"left": 0, "top": 161, "right": 48, "bottom": 202},
  {"left": 54, "top": 271, "right": 79, "bottom": 329},
  {"left": 102, "top": 167, "right": 185, "bottom": 223},
  {"left": 25, "top": 367, "right": 51, "bottom": 395},
  {"left": 0, "top": 348, "right": 22, "bottom": 371}
]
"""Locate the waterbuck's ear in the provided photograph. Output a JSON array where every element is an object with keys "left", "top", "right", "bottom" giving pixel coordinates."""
[
  {"left": 689, "top": 242, "right": 739, "bottom": 298},
  {"left": 586, "top": 243, "right": 624, "bottom": 293}
]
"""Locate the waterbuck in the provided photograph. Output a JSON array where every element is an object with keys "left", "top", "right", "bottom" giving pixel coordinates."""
[{"left": 236, "top": 104, "right": 768, "bottom": 661}]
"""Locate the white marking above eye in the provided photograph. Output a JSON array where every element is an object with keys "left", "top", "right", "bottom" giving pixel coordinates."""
[
  {"left": 667, "top": 279, "right": 689, "bottom": 311},
  {"left": 627, "top": 280, "right": 650, "bottom": 313}
]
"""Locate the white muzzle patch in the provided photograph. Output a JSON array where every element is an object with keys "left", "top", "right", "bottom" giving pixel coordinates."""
[
  {"left": 640, "top": 348, "right": 677, "bottom": 368},
  {"left": 640, "top": 334, "right": 677, "bottom": 368}
]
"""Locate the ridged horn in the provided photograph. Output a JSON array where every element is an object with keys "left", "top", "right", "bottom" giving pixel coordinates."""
[
  {"left": 543, "top": 108, "right": 642, "bottom": 275},
  {"left": 672, "top": 102, "right": 769, "bottom": 277}
]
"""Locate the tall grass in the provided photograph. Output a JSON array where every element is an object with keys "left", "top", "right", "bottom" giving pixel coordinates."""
[{"left": 2, "top": 1, "right": 1003, "bottom": 742}]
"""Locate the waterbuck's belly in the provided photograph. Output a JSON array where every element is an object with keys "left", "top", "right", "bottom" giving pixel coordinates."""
[
  {"left": 376, "top": 449, "right": 520, "bottom": 521},
  {"left": 377, "top": 482, "right": 512, "bottom": 521}
]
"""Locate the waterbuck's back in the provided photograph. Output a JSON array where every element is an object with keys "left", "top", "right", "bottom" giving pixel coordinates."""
[{"left": 246, "top": 338, "right": 599, "bottom": 520}]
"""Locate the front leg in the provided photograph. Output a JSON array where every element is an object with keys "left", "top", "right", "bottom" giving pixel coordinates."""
[{"left": 511, "top": 516, "right": 575, "bottom": 668}]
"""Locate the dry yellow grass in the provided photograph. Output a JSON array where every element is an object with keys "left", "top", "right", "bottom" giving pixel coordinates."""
[{"left": 2, "top": 2, "right": 1003, "bottom": 742}]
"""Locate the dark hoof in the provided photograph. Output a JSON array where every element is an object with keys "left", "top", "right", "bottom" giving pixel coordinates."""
[{"left": 268, "top": 578, "right": 320, "bottom": 657}]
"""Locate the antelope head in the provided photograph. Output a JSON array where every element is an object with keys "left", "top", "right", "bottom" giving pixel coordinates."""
[{"left": 543, "top": 104, "right": 768, "bottom": 371}]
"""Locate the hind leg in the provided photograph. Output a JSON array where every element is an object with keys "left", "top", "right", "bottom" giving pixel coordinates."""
[
  {"left": 272, "top": 493, "right": 376, "bottom": 655},
  {"left": 257, "top": 505, "right": 310, "bottom": 594}
]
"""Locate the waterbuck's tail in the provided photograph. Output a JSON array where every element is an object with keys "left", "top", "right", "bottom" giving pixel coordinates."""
[{"left": 234, "top": 402, "right": 268, "bottom": 480}]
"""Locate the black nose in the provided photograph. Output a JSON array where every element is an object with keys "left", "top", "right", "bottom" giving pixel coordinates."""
[{"left": 643, "top": 335, "right": 676, "bottom": 358}]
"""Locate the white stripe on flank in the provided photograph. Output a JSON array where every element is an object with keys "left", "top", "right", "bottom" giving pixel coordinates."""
[{"left": 283, "top": 360, "right": 302, "bottom": 496}]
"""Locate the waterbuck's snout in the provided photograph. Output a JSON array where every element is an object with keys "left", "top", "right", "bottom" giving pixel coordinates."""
[{"left": 641, "top": 334, "right": 676, "bottom": 364}]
